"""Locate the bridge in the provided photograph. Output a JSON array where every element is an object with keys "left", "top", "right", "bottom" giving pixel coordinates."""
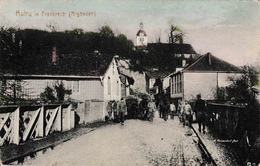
[{"left": 0, "top": 102, "right": 258, "bottom": 165}]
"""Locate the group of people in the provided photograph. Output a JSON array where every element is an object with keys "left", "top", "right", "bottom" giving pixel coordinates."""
[
  {"left": 106, "top": 94, "right": 207, "bottom": 131},
  {"left": 106, "top": 98, "right": 127, "bottom": 125},
  {"left": 177, "top": 94, "right": 207, "bottom": 133}
]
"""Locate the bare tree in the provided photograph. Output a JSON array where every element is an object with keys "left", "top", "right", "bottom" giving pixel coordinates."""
[{"left": 166, "top": 23, "right": 184, "bottom": 44}]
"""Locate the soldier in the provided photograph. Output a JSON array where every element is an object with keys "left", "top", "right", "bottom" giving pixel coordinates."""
[
  {"left": 117, "top": 98, "right": 127, "bottom": 125},
  {"left": 194, "top": 94, "right": 206, "bottom": 133}
]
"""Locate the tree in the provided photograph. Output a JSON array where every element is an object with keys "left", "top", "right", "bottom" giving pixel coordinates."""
[
  {"left": 54, "top": 81, "right": 72, "bottom": 102},
  {"left": 226, "top": 65, "right": 259, "bottom": 102},
  {"left": 40, "top": 81, "right": 72, "bottom": 103},
  {"left": 167, "top": 24, "right": 184, "bottom": 44},
  {"left": 99, "top": 25, "right": 114, "bottom": 38},
  {"left": 40, "top": 86, "right": 56, "bottom": 103}
]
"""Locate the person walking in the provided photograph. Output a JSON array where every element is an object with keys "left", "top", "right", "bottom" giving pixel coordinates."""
[
  {"left": 170, "top": 101, "right": 176, "bottom": 119},
  {"left": 194, "top": 94, "right": 206, "bottom": 133},
  {"left": 178, "top": 100, "right": 184, "bottom": 123},
  {"left": 117, "top": 98, "right": 127, "bottom": 125},
  {"left": 160, "top": 99, "right": 169, "bottom": 121},
  {"left": 183, "top": 100, "right": 193, "bottom": 127},
  {"left": 106, "top": 101, "right": 113, "bottom": 122},
  {"left": 183, "top": 100, "right": 193, "bottom": 135},
  {"left": 147, "top": 98, "right": 156, "bottom": 121}
]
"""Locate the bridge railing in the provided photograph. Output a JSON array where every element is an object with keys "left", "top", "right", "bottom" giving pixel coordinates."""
[
  {"left": 207, "top": 103, "right": 246, "bottom": 139},
  {"left": 0, "top": 104, "right": 74, "bottom": 146}
]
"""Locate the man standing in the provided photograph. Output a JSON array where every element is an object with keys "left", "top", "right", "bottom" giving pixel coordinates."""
[
  {"left": 194, "top": 94, "right": 206, "bottom": 133},
  {"left": 117, "top": 98, "right": 127, "bottom": 125}
]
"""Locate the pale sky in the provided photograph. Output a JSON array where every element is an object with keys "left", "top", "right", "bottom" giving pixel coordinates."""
[{"left": 0, "top": 0, "right": 259, "bottom": 66}]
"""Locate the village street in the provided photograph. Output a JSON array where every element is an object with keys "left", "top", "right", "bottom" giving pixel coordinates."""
[{"left": 22, "top": 111, "right": 205, "bottom": 166}]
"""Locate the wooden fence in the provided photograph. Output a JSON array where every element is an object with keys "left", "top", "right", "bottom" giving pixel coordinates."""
[
  {"left": 207, "top": 103, "right": 246, "bottom": 139},
  {"left": 0, "top": 104, "right": 75, "bottom": 146}
]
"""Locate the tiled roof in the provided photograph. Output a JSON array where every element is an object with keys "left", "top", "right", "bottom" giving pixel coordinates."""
[
  {"left": 183, "top": 53, "right": 242, "bottom": 73},
  {"left": 147, "top": 43, "right": 197, "bottom": 54}
]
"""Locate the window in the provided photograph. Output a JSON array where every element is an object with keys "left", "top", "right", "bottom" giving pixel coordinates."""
[
  {"left": 173, "top": 74, "right": 182, "bottom": 94},
  {"left": 72, "top": 81, "right": 79, "bottom": 93}
]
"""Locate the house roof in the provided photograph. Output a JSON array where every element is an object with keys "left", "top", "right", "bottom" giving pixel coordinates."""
[
  {"left": 147, "top": 43, "right": 197, "bottom": 54},
  {"left": 3, "top": 53, "right": 115, "bottom": 77},
  {"left": 117, "top": 59, "right": 135, "bottom": 85},
  {"left": 146, "top": 70, "right": 172, "bottom": 79},
  {"left": 182, "top": 53, "right": 242, "bottom": 73}
]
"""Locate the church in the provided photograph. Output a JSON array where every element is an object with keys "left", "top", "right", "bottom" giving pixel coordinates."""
[
  {"left": 135, "top": 22, "right": 148, "bottom": 48},
  {"left": 134, "top": 22, "right": 200, "bottom": 95},
  {"left": 134, "top": 22, "right": 199, "bottom": 64}
]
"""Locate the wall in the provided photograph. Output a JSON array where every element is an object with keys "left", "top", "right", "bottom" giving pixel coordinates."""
[
  {"left": 183, "top": 72, "right": 242, "bottom": 101},
  {"left": 103, "top": 58, "right": 121, "bottom": 101},
  {"left": 74, "top": 80, "right": 104, "bottom": 101},
  {"left": 183, "top": 73, "right": 217, "bottom": 100},
  {"left": 13, "top": 78, "right": 104, "bottom": 102},
  {"left": 77, "top": 100, "right": 104, "bottom": 123}
]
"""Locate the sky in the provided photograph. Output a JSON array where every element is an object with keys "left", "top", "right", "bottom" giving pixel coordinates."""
[{"left": 0, "top": 0, "right": 259, "bottom": 67}]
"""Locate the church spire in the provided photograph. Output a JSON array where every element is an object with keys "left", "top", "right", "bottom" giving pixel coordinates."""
[
  {"left": 136, "top": 22, "right": 147, "bottom": 47},
  {"left": 140, "top": 22, "right": 143, "bottom": 30}
]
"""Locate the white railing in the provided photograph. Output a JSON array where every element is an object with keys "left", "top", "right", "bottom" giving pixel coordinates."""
[{"left": 0, "top": 104, "right": 75, "bottom": 146}]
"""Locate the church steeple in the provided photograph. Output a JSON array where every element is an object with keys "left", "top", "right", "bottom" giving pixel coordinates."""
[
  {"left": 136, "top": 22, "right": 147, "bottom": 47},
  {"left": 140, "top": 22, "right": 144, "bottom": 30}
]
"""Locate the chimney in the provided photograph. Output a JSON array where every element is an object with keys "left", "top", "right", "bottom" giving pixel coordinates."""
[
  {"left": 208, "top": 53, "right": 212, "bottom": 65},
  {"left": 52, "top": 47, "right": 57, "bottom": 65}
]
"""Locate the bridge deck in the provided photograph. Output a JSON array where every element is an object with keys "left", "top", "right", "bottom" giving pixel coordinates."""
[{"left": 0, "top": 126, "right": 95, "bottom": 164}]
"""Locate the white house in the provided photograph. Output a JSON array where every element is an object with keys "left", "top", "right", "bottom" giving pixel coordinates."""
[
  {"left": 1, "top": 54, "right": 124, "bottom": 103},
  {"left": 169, "top": 53, "right": 243, "bottom": 102}
]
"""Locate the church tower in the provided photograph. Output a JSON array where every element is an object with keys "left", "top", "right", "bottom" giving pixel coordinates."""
[{"left": 136, "top": 22, "right": 147, "bottom": 47}]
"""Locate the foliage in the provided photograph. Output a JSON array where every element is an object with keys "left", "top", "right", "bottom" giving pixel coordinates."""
[
  {"left": 40, "top": 81, "right": 72, "bottom": 103},
  {"left": 213, "top": 87, "right": 227, "bottom": 102},
  {"left": 167, "top": 24, "right": 184, "bottom": 44},
  {"left": 226, "top": 65, "right": 259, "bottom": 103},
  {"left": 1, "top": 26, "right": 134, "bottom": 73},
  {"left": 40, "top": 86, "right": 56, "bottom": 103},
  {"left": 0, "top": 24, "right": 192, "bottom": 75},
  {"left": 54, "top": 81, "right": 72, "bottom": 102},
  {"left": 0, "top": 79, "right": 28, "bottom": 105}
]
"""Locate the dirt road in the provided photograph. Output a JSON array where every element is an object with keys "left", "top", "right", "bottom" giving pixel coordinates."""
[{"left": 23, "top": 112, "right": 204, "bottom": 165}]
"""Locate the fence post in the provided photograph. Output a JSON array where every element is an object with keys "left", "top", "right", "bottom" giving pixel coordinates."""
[
  {"left": 70, "top": 105, "right": 75, "bottom": 129},
  {"left": 51, "top": 106, "right": 62, "bottom": 132},
  {"left": 12, "top": 107, "right": 20, "bottom": 145},
  {"left": 67, "top": 104, "right": 72, "bottom": 130},
  {"left": 37, "top": 106, "right": 44, "bottom": 137},
  {"left": 56, "top": 105, "right": 62, "bottom": 131}
]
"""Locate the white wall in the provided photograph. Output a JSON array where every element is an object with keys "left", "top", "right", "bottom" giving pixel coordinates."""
[
  {"left": 103, "top": 58, "right": 121, "bottom": 101},
  {"left": 19, "top": 79, "right": 104, "bottom": 102},
  {"left": 183, "top": 73, "right": 217, "bottom": 101},
  {"left": 136, "top": 36, "right": 148, "bottom": 46},
  {"left": 183, "top": 72, "right": 242, "bottom": 101},
  {"left": 163, "top": 76, "right": 170, "bottom": 91}
]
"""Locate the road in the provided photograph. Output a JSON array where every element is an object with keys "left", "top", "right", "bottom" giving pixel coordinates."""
[{"left": 23, "top": 111, "right": 205, "bottom": 166}]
